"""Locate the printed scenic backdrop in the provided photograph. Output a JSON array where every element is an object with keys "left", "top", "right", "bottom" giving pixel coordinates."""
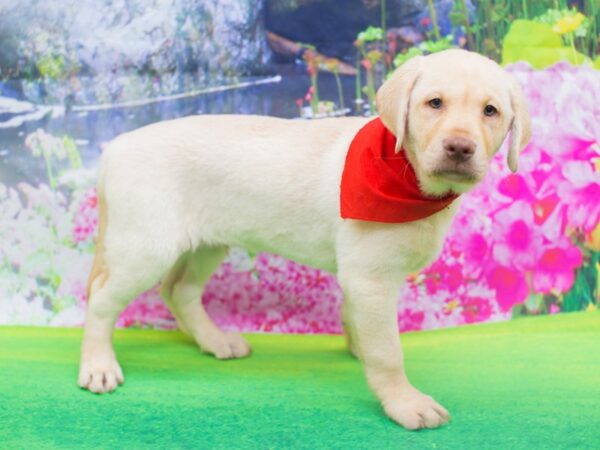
[{"left": 1, "top": 0, "right": 599, "bottom": 333}]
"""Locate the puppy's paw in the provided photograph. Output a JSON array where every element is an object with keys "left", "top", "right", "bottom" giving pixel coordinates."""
[
  {"left": 78, "top": 355, "right": 124, "bottom": 394},
  {"left": 383, "top": 389, "right": 450, "bottom": 430},
  {"left": 200, "top": 332, "right": 252, "bottom": 360}
]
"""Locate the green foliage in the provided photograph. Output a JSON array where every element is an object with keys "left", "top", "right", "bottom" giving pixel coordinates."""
[
  {"left": 36, "top": 54, "right": 65, "bottom": 80},
  {"left": 63, "top": 136, "right": 83, "bottom": 170},
  {"left": 393, "top": 35, "right": 455, "bottom": 68},
  {"left": 354, "top": 25, "right": 386, "bottom": 114},
  {"left": 449, "top": 1, "right": 469, "bottom": 30},
  {"left": 25, "top": 130, "right": 84, "bottom": 190},
  {"left": 393, "top": 47, "right": 424, "bottom": 67},
  {"left": 563, "top": 251, "right": 599, "bottom": 312},
  {"left": 502, "top": 20, "right": 589, "bottom": 68},
  {"left": 420, "top": 34, "right": 456, "bottom": 53},
  {"left": 30, "top": 31, "right": 77, "bottom": 80},
  {"left": 426, "top": 0, "right": 442, "bottom": 41},
  {"left": 449, "top": 0, "right": 473, "bottom": 49},
  {"left": 356, "top": 26, "right": 384, "bottom": 44}
]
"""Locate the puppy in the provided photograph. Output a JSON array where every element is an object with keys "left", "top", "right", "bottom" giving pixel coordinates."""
[{"left": 79, "top": 49, "right": 530, "bottom": 430}]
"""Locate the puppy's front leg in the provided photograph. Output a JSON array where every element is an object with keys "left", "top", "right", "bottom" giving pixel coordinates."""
[{"left": 339, "top": 272, "right": 450, "bottom": 430}]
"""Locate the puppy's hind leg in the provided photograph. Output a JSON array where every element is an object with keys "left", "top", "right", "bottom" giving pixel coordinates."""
[
  {"left": 161, "top": 246, "right": 251, "bottom": 359},
  {"left": 79, "top": 245, "right": 173, "bottom": 394}
]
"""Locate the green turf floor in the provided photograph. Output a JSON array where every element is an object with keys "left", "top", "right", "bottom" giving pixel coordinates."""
[{"left": 1, "top": 313, "right": 599, "bottom": 449}]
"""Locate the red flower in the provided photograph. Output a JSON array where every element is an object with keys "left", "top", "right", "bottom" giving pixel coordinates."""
[{"left": 387, "top": 32, "right": 397, "bottom": 54}]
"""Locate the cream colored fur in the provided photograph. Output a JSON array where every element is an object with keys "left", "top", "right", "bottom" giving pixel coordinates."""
[{"left": 79, "top": 49, "right": 531, "bottom": 430}]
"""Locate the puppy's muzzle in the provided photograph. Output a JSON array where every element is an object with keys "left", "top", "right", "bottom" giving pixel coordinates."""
[
  {"left": 432, "top": 136, "right": 479, "bottom": 183},
  {"left": 443, "top": 136, "right": 475, "bottom": 163}
]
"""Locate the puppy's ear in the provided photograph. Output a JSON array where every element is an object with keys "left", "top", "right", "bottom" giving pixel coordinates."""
[
  {"left": 506, "top": 78, "right": 531, "bottom": 172},
  {"left": 376, "top": 56, "right": 422, "bottom": 154}
]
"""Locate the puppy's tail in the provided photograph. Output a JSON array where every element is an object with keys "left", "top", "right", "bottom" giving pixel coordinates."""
[{"left": 86, "top": 167, "right": 109, "bottom": 302}]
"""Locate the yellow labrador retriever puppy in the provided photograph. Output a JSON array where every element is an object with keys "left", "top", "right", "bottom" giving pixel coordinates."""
[{"left": 79, "top": 49, "right": 530, "bottom": 430}]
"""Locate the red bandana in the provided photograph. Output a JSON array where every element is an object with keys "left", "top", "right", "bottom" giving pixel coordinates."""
[{"left": 340, "top": 117, "right": 458, "bottom": 223}]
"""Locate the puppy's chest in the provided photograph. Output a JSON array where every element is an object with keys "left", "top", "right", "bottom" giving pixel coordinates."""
[
  {"left": 402, "top": 234, "right": 445, "bottom": 273},
  {"left": 384, "top": 218, "right": 452, "bottom": 273}
]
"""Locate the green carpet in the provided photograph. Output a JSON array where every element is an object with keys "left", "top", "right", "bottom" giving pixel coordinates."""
[{"left": 1, "top": 313, "right": 599, "bottom": 449}]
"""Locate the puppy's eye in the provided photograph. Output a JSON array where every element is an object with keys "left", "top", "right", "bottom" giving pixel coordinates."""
[
  {"left": 484, "top": 105, "right": 497, "bottom": 116},
  {"left": 428, "top": 98, "right": 443, "bottom": 109}
]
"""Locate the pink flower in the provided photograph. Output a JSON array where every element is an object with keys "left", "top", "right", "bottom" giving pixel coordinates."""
[
  {"left": 448, "top": 201, "right": 492, "bottom": 276},
  {"left": 492, "top": 201, "right": 543, "bottom": 270},
  {"left": 439, "top": 263, "right": 463, "bottom": 291},
  {"left": 118, "top": 287, "right": 175, "bottom": 328},
  {"left": 532, "top": 244, "right": 583, "bottom": 294},
  {"left": 497, "top": 173, "right": 535, "bottom": 202},
  {"left": 485, "top": 265, "right": 529, "bottom": 312},
  {"left": 72, "top": 188, "right": 98, "bottom": 243},
  {"left": 531, "top": 194, "right": 559, "bottom": 225},
  {"left": 461, "top": 296, "right": 493, "bottom": 324},
  {"left": 198, "top": 254, "right": 343, "bottom": 334},
  {"left": 304, "top": 86, "right": 314, "bottom": 102},
  {"left": 557, "top": 161, "right": 600, "bottom": 232},
  {"left": 398, "top": 309, "right": 425, "bottom": 332},
  {"left": 458, "top": 231, "right": 488, "bottom": 275}
]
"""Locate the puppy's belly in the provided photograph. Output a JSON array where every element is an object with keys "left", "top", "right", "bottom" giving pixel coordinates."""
[{"left": 232, "top": 228, "right": 338, "bottom": 273}]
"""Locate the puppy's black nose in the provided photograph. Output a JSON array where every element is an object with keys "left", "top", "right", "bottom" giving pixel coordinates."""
[{"left": 443, "top": 137, "right": 475, "bottom": 163}]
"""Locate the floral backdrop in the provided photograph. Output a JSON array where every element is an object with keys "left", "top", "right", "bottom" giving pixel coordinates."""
[{"left": 1, "top": 1, "right": 599, "bottom": 333}]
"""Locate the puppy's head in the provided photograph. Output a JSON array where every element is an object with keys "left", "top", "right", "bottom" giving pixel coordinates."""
[{"left": 377, "top": 49, "right": 531, "bottom": 196}]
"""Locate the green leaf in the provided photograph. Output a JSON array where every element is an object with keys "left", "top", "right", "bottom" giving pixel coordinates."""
[
  {"left": 419, "top": 35, "right": 455, "bottom": 53},
  {"left": 502, "top": 20, "right": 589, "bottom": 68},
  {"left": 563, "top": 256, "right": 596, "bottom": 312},
  {"left": 36, "top": 54, "right": 65, "bottom": 80},
  {"left": 63, "top": 136, "right": 83, "bottom": 169},
  {"left": 525, "top": 293, "right": 544, "bottom": 311},
  {"left": 357, "top": 26, "right": 384, "bottom": 43},
  {"left": 511, "top": 303, "right": 527, "bottom": 318},
  {"left": 393, "top": 47, "right": 423, "bottom": 67}
]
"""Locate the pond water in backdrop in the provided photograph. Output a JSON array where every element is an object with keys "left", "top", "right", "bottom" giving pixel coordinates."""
[{"left": 0, "top": 66, "right": 358, "bottom": 188}]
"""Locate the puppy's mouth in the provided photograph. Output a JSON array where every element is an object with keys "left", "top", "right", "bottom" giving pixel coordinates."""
[{"left": 430, "top": 169, "right": 478, "bottom": 183}]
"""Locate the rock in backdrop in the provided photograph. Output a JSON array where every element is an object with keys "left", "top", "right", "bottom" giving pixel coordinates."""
[{"left": 0, "top": 0, "right": 272, "bottom": 105}]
